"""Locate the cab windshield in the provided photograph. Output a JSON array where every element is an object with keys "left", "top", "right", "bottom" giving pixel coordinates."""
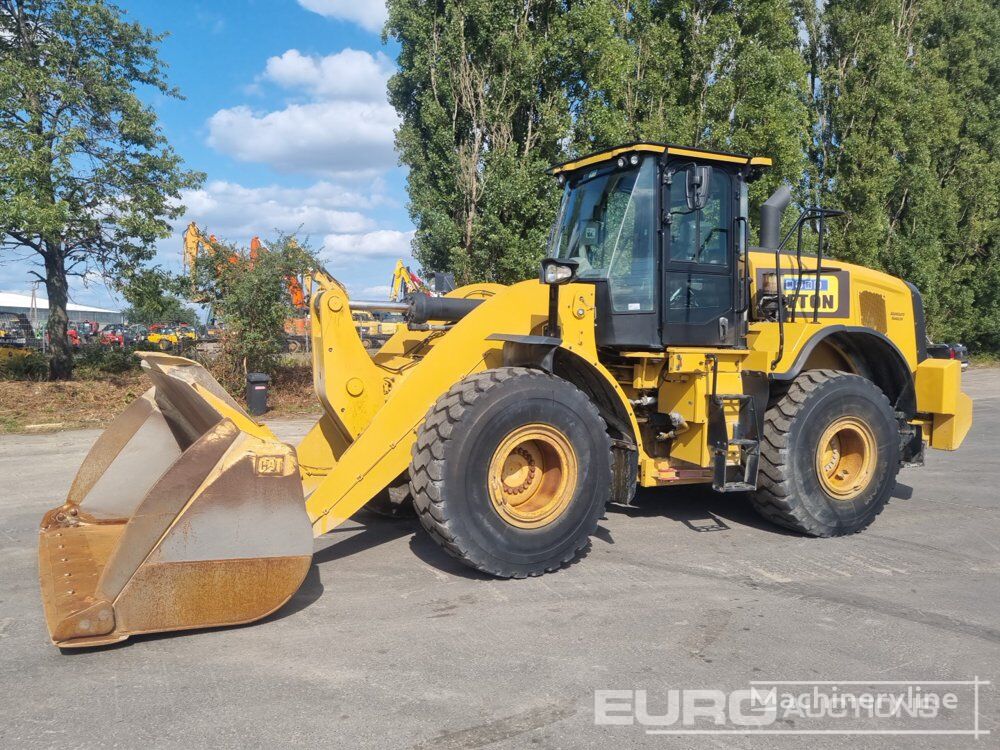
[{"left": 549, "top": 156, "right": 656, "bottom": 312}]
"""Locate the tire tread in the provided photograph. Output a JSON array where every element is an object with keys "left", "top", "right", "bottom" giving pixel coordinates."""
[
  {"left": 409, "top": 367, "right": 609, "bottom": 578},
  {"left": 750, "top": 369, "right": 896, "bottom": 536}
]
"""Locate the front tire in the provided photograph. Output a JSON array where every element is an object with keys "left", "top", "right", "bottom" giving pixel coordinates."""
[
  {"left": 409, "top": 368, "right": 612, "bottom": 578},
  {"left": 751, "top": 369, "right": 900, "bottom": 537}
]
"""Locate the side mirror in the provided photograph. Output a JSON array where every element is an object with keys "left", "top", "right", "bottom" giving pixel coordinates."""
[
  {"left": 540, "top": 257, "right": 580, "bottom": 285},
  {"left": 686, "top": 165, "right": 713, "bottom": 211}
]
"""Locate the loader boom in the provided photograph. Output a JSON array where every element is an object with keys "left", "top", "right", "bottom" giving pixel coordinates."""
[{"left": 299, "top": 280, "right": 638, "bottom": 534}]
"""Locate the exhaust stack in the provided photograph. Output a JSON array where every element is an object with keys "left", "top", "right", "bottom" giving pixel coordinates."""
[{"left": 759, "top": 184, "right": 792, "bottom": 251}]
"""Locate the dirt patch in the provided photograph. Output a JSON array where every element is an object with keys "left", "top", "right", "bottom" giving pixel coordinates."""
[
  {"left": 267, "top": 364, "right": 321, "bottom": 417},
  {"left": 0, "top": 373, "right": 146, "bottom": 433},
  {"left": 0, "top": 365, "right": 320, "bottom": 434}
]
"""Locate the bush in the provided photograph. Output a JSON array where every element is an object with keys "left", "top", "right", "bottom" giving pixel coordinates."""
[
  {"left": 190, "top": 233, "right": 317, "bottom": 383},
  {"left": 72, "top": 344, "right": 142, "bottom": 376},
  {"left": 0, "top": 348, "right": 49, "bottom": 381},
  {"left": 73, "top": 343, "right": 107, "bottom": 369},
  {"left": 99, "top": 346, "right": 139, "bottom": 374}
]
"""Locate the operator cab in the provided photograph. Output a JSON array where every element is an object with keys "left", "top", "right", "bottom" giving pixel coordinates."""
[{"left": 546, "top": 143, "right": 771, "bottom": 349}]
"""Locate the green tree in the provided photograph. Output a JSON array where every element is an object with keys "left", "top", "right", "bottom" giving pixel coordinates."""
[
  {"left": 0, "top": 0, "right": 203, "bottom": 379},
  {"left": 560, "top": 0, "right": 808, "bottom": 213},
  {"left": 388, "top": 0, "right": 808, "bottom": 283},
  {"left": 390, "top": 0, "right": 998, "bottom": 350},
  {"left": 191, "top": 233, "right": 316, "bottom": 387},
  {"left": 813, "top": 0, "right": 1000, "bottom": 348},
  {"left": 120, "top": 268, "right": 198, "bottom": 326},
  {"left": 387, "top": 0, "right": 569, "bottom": 284}
]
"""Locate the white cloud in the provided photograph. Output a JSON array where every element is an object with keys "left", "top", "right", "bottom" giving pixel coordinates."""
[
  {"left": 178, "top": 179, "right": 380, "bottom": 241},
  {"left": 321, "top": 229, "right": 414, "bottom": 265},
  {"left": 263, "top": 48, "right": 392, "bottom": 101},
  {"left": 359, "top": 284, "right": 391, "bottom": 298},
  {"left": 297, "top": 0, "right": 387, "bottom": 33},
  {"left": 207, "top": 45, "right": 398, "bottom": 177},
  {"left": 207, "top": 100, "right": 398, "bottom": 178},
  {"left": 199, "top": 33, "right": 411, "bottom": 285}
]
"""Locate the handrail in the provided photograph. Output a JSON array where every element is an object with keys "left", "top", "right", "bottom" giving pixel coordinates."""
[
  {"left": 769, "top": 206, "right": 846, "bottom": 369},
  {"left": 734, "top": 215, "right": 751, "bottom": 315}
]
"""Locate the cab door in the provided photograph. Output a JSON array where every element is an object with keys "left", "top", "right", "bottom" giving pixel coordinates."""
[{"left": 661, "top": 161, "right": 740, "bottom": 347}]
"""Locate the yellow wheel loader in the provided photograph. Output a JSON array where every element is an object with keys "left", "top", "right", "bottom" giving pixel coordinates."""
[{"left": 38, "top": 143, "right": 973, "bottom": 648}]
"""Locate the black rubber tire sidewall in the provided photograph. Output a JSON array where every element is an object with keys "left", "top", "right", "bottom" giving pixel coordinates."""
[
  {"left": 785, "top": 377, "right": 899, "bottom": 533},
  {"left": 439, "top": 377, "right": 611, "bottom": 572}
]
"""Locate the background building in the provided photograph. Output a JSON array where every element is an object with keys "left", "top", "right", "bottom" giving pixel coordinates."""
[{"left": 0, "top": 291, "right": 124, "bottom": 331}]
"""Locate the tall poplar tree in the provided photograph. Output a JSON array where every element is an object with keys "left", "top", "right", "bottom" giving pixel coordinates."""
[
  {"left": 559, "top": 0, "right": 809, "bottom": 203},
  {"left": 387, "top": 0, "right": 569, "bottom": 284},
  {"left": 389, "top": 0, "right": 999, "bottom": 349},
  {"left": 814, "top": 0, "right": 999, "bottom": 345}
]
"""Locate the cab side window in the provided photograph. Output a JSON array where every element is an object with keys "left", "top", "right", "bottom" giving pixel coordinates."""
[
  {"left": 666, "top": 168, "right": 734, "bottom": 325},
  {"left": 668, "top": 169, "right": 731, "bottom": 265}
]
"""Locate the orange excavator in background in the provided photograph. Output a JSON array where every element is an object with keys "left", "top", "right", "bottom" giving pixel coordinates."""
[
  {"left": 250, "top": 235, "right": 311, "bottom": 351},
  {"left": 184, "top": 225, "right": 312, "bottom": 352}
]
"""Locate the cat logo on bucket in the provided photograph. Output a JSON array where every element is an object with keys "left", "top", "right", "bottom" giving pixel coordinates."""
[
  {"left": 255, "top": 455, "right": 286, "bottom": 476},
  {"left": 757, "top": 268, "right": 850, "bottom": 318}
]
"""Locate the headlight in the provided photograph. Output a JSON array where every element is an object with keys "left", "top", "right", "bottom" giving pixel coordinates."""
[{"left": 539, "top": 258, "right": 580, "bottom": 285}]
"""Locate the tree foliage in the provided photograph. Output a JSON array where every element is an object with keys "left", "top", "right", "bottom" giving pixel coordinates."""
[
  {"left": 189, "top": 232, "right": 316, "bottom": 387},
  {"left": 807, "top": 0, "right": 1000, "bottom": 347},
  {"left": 0, "top": 0, "right": 203, "bottom": 378},
  {"left": 558, "top": 0, "right": 808, "bottom": 199},
  {"left": 120, "top": 268, "right": 198, "bottom": 327},
  {"left": 388, "top": 0, "right": 999, "bottom": 349},
  {"left": 387, "top": 0, "right": 569, "bottom": 285}
]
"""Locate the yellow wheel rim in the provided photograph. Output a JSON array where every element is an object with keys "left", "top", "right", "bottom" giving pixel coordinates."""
[
  {"left": 815, "top": 416, "right": 877, "bottom": 501},
  {"left": 487, "top": 423, "right": 578, "bottom": 529}
]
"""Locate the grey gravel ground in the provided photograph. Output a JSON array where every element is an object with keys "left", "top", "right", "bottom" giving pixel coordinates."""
[{"left": 1, "top": 370, "right": 997, "bottom": 749}]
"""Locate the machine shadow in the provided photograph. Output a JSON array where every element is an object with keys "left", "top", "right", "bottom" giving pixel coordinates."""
[
  {"left": 59, "top": 478, "right": 917, "bottom": 653},
  {"left": 312, "top": 514, "right": 414, "bottom": 566},
  {"left": 407, "top": 530, "right": 493, "bottom": 580},
  {"left": 610, "top": 484, "right": 797, "bottom": 535},
  {"left": 612, "top": 481, "right": 913, "bottom": 536}
]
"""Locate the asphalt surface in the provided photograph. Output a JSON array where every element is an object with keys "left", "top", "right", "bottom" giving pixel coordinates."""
[{"left": 1, "top": 370, "right": 997, "bottom": 749}]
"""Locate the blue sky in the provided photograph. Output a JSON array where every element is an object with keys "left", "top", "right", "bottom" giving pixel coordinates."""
[{"left": 1, "top": 0, "right": 412, "bottom": 310}]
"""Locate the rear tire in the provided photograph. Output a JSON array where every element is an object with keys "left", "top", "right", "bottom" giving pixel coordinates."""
[
  {"left": 366, "top": 479, "right": 415, "bottom": 518},
  {"left": 751, "top": 369, "right": 900, "bottom": 537},
  {"left": 409, "top": 367, "right": 612, "bottom": 578}
]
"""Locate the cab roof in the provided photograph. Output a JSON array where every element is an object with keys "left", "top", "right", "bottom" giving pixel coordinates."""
[{"left": 548, "top": 142, "right": 772, "bottom": 176}]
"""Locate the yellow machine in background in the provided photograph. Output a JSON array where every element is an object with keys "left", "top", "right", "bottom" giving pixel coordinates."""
[
  {"left": 351, "top": 310, "right": 382, "bottom": 348},
  {"left": 389, "top": 259, "right": 430, "bottom": 301},
  {"left": 38, "top": 143, "right": 971, "bottom": 648},
  {"left": 145, "top": 327, "right": 181, "bottom": 351}
]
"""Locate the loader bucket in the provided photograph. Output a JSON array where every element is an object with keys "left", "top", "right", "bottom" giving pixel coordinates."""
[{"left": 38, "top": 353, "right": 313, "bottom": 648}]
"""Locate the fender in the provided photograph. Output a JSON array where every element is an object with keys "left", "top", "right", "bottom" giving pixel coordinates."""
[{"left": 773, "top": 325, "right": 917, "bottom": 417}]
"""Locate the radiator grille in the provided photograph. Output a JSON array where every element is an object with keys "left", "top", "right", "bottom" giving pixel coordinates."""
[{"left": 859, "top": 291, "right": 888, "bottom": 332}]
